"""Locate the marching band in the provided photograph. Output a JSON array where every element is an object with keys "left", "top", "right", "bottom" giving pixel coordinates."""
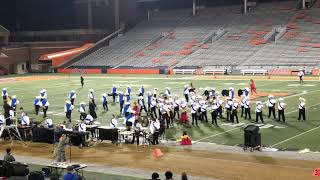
[{"left": 0, "top": 82, "right": 309, "bottom": 147}]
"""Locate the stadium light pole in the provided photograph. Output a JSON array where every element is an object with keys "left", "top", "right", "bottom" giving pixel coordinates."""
[
  {"left": 114, "top": 0, "right": 120, "bottom": 29},
  {"left": 302, "top": 0, "right": 306, "bottom": 9},
  {"left": 244, "top": 0, "right": 247, "bottom": 15},
  {"left": 193, "top": 0, "right": 196, "bottom": 16}
]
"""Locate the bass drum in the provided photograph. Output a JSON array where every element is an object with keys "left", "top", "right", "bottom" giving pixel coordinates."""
[
  {"left": 238, "top": 89, "right": 243, "bottom": 97},
  {"left": 221, "top": 89, "right": 229, "bottom": 96}
]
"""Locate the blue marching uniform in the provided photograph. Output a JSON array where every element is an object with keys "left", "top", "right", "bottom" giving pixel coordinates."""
[
  {"left": 69, "top": 91, "right": 76, "bottom": 105},
  {"left": 10, "top": 98, "right": 18, "bottom": 111},
  {"left": 41, "top": 99, "right": 50, "bottom": 118},
  {"left": 2, "top": 88, "right": 8, "bottom": 101},
  {"left": 147, "top": 95, "right": 152, "bottom": 112},
  {"left": 102, "top": 94, "right": 108, "bottom": 111},
  {"left": 64, "top": 102, "right": 73, "bottom": 121},
  {"left": 34, "top": 97, "right": 41, "bottom": 115},
  {"left": 123, "top": 104, "right": 130, "bottom": 118},
  {"left": 139, "top": 86, "right": 145, "bottom": 96},
  {"left": 118, "top": 93, "right": 124, "bottom": 114},
  {"left": 108, "top": 86, "right": 117, "bottom": 103}
]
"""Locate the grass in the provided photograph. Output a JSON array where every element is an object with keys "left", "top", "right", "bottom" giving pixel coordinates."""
[{"left": 2, "top": 73, "right": 320, "bottom": 151}]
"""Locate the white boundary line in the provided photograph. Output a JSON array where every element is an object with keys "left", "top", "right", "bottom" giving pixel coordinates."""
[
  {"left": 270, "top": 102, "right": 320, "bottom": 147},
  {"left": 194, "top": 126, "right": 246, "bottom": 143},
  {"left": 271, "top": 126, "right": 320, "bottom": 147}
]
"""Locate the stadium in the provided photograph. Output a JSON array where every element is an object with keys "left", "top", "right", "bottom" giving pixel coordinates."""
[{"left": 0, "top": 0, "right": 320, "bottom": 179}]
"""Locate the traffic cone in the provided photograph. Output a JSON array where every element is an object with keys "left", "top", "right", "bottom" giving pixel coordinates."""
[{"left": 152, "top": 148, "right": 164, "bottom": 157}]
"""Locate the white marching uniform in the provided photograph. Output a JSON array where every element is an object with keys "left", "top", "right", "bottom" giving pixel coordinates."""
[
  {"left": 21, "top": 115, "right": 30, "bottom": 126},
  {"left": 84, "top": 114, "right": 94, "bottom": 124},
  {"left": 78, "top": 123, "right": 86, "bottom": 132},
  {"left": 0, "top": 114, "right": 5, "bottom": 124},
  {"left": 110, "top": 118, "right": 118, "bottom": 128},
  {"left": 150, "top": 120, "right": 160, "bottom": 134}
]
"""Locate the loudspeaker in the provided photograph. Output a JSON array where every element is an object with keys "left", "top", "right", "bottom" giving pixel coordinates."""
[
  {"left": 244, "top": 125, "right": 259, "bottom": 135},
  {"left": 28, "top": 171, "right": 44, "bottom": 180},
  {"left": 244, "top": 133, "right": 261, "bottom": 147}
]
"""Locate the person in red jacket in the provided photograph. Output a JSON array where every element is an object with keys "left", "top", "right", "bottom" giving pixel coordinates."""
[
  {"left": 180, "top": 131, "right": 192, "bottom": 146},
  {"left": 250, "top": 79, "right": 257, "bottom": 94}
]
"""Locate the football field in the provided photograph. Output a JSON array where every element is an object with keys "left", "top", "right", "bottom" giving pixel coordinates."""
[{"left": 2, "top": 73, "right": 320, "bottom": 151}]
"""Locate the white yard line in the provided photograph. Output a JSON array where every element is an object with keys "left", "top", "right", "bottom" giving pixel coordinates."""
[
  {"left": 194, "top": 126, "right": 246, "bottom": 143},
  {"left": 270, "top": 102, "right": 320, "bottom": 147},
  {"left": 271, "top": 126, "right": 320, "bottom": 147}
]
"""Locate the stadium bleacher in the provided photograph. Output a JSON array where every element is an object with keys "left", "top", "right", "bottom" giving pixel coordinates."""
[{"left": 65, "top": 1, "right": 320, "bottom": 74}]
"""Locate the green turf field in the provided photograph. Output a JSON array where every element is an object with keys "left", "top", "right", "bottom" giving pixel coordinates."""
[{"left": 2, "top": 74, "right": 320, "bottom": 151}]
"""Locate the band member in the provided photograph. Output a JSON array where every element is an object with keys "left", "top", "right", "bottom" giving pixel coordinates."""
[
  {"left": 180, "top": 102, "right": 189, "bottom": 125},
  {"left": 240, "top": 95, "right": 246, "bottom": 117},
  {"left": 150, "top": 97, "right": 157, "bottom": 119},
  {"left": 21, "top": 113, "right": 30, "bottom": 126},
  {"left": 209, "top": 88, "right": 216, "bottom": 98},
  {"left": 211, "top": 100, "right": 219, "bottom": 125},
  {"left": 126, "top": 85, "right": 131, "bottom": 96},
  {"left": 122, "top": 102, "right": 131, "bottom": 118},
  {"left": 244, "top": 97, "right": 251, "bottom": 120},
  {"left": 0, "top": 112, "right": 4, "bottom": 125},
  {"left": 78, "top": 120, "right": 87, "bottom": 132},
  {"left": 41, "top": 98, "right": 50, "bottom": 118},
  {"left": 216, "top": 96, "right": 224, "bottom": 119},
  {"left": 84, "top": 114, "right": 94, "bottom": 124},
  {"left": 150, "top": 118, "right": 160, "bottom": 145},
  {"left": 79, "top": 102, "right": 86, "bottom": 120},
  {"left": 133, "top": 101, "right": 140, "bottom": 119},
  {"left": 267, "top": 95, "right": 276, "bottom": 119},
  {"left": 88, "top": 89, "right": 95, "bottom": 104},
  {"left": 298, "top": 97, "right": 306, "bottom": 121},
  {"left": 162, "top": 103, "right": 171, "bottom": 129},
  {"left": 203, "top": 87, "right": 210, "bottom": 100},
  {"left": 157, "top": 98, "right": 164, "bottom": 119},
  {"left": 44, "top": 118, "right": 54, "bottom": 128},
  {"left": 191, "top": 103, "right": 198, "bottom": 126},
  {"left": 231, "top": 99, "right": 239, "bottom": 124},
  {"left": 3, "top": 101, "right": 11, "bottom": 124},
  {"left": 278, "top": 98, "right": 285, "bottom": 122},
  {"left": 39, "top": 89, "right": 47, "bottom": 101},
  {"left": 118, "top": 91, "right": 124, "bottom": 114},
  {"left": 34, "top": 96, "right": 41, "bottom": 115},
  {"left": 110, "top": 114, "right": 118, "bottom": 128},
  {"left": 132, "top": 120, "right": 142, "bottom": 145},
  {"left": 243, "top": 87, "right": 250, "bottom": 98},
  {"left": 146, "top": 92, "right": 152, "bottom": 113},
  {"left": 2, "top": 88, "right": 8, "bottom": 101},
  {"left": 225, "top": 98, "right": 233, "bottom": 121},
  {"left": 189, "top": 83, "right": 195, "bottom": 93},
  {"left": 229, "top": 87, "right": 235, "bottom": 99},
  {"left": 138, "top": 96, "right": 147, "bottom": 115},
  {"left": 89, "top": 100, "right": 97, "bottom": 119},
  {"left": 298, "top": 70, "right": 304, "bottom": 83},
  {"left": 153, "top": 88, "right": 158, "bottom": 98},
  {"left": 139, "top": 86, "right": 145, "bottom": 97},
  {"left": 64, "top": 100, "right": 74, "bottom": 121},
  {"left": 109, "top": 85, "right": 118, "bottom": 103},
  {"left": 125, "top": 93, "right": 130, "bottom": 103},
  {"left": 69, "top": 90, "right": 76, "bottom": 105},
  {"left": 124, "top": 110, "right": 135, "bottom": 128},
  {"left": 80, "top": 75, "right": 84, "bottom": 88},
  {"left": 10, "top": 95, "right": 19, "bottom": 111},
  {"left": 200, "top": 100, "right": 208, "bottom": 122},
  {"left": 101, "top": 93, "right": 108, "bottom": 112},
  {"left": 183, "top": 85, "right": 189, "bottom": 103},
  {"left": 164, "top": 87, "right": 171, "bottom": 97},
  {"left": 255, "top": 101, "right": 264, "bottom": 123},
  {"left": 173, "top": 96, "right": 180, "bottom": 119}
]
